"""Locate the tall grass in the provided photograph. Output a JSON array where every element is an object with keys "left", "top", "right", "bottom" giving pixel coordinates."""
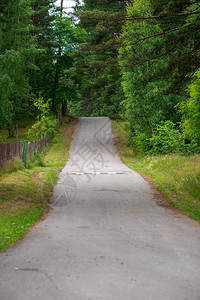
[{"left": 113, "top": 120, "right": 200, "bottom": 221}]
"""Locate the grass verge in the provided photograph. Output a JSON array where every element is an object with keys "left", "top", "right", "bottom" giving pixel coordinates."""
[
  {"left": 0, "top": 116, "right": 77, "bottom": 252},
  {"left": 112, "top": 120, "right": 200, "bottom": 222}
]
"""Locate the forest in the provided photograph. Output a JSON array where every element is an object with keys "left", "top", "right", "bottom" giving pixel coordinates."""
[{"left": 0, "top": 0, "right": 200, "bottom": 155}]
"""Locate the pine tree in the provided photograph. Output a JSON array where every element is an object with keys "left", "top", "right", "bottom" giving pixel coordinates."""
[
  {"left": 0, "top": 0, "right": 38, "bottom": 131},
  {"left": 30, "top": 0, "right": 56, "bottom": 102},
  {"left": 72, "top": 0, "right": 126, "bottom": 118},
  {"left": 117, "top": 0, "right": 200, "bottom": 149},
  {"left": 32, "top": 0, "right": 85, "bottom": 112}
]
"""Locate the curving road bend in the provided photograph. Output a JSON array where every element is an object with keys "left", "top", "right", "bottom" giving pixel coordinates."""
[{"left": 0, "top": 117, "right": 200, "bottom": 300}]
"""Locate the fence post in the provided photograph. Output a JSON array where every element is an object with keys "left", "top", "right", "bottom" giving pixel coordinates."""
[
  {"left": 60, "top": 104, "right": 62, "bottom": 123},
  {"left": 16, "top": 124, "right": 18, "bottom": 141},
  {"left": 57, "top": 112, "right": 60, "bottom": 127},
  {"left": 0, "top": 135, "right": 51, "bottom": 169},
  {"left": 27, "top": 142, "right": 30, "bottom": 159},
  {"left": 19, "top": 141, "right": 21, "bottom": 158},
  {"left": 33, "top": 141, "right": 35, "bottom": 153},
  {"left": 22, "top": 140, "right": 27, "bottom": 167},
  {"left": 1, "top": 144, "right": 4, "bottom": 166},
  {"left": 6, "top": 143, "right": 10, "bottom": 161},
  {"left": 24, "top": 141, "right": 27, "bottom": 167}
]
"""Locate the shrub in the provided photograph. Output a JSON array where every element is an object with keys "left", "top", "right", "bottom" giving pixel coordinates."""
[
  {"left": 26, "top": 150, "right": 45, "bottom": 168},
  {"left": 28, "top": 115, "right": 57, "bottom": 140},
  {"left": 132, "top": 131, "right": 151, "bottom": 154},
  {"left": 27, "top": 97, "right": 57, "bottom": 140},
  {"left": 148, "top": 121, "right": 186, "bottom": 155}
]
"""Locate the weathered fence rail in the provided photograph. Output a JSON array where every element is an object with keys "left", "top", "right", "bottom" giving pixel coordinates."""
[{"left": 0, "top": 137, "right": 49, "bottom": 168}]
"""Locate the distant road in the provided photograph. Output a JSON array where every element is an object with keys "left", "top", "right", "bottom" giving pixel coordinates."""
[{"left": 0, "top": 117, "right": 200, "bottom": 300}]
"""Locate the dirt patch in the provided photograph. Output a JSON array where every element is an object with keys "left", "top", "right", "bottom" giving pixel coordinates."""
[
  {"left": 138, "top": 173, "right": 178, "bottom": 211},
  {"left": 1, "top": 198, "right": 28, "bottom": 211},
  {"left": 132, "top": 169, "right": 191, "bottom": 217},
  {"left": 63, "top": 117, "right": 78, "bottom": 157}
]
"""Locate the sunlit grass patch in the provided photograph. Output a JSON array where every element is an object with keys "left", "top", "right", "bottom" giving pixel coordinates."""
[{"left": 0, "top": 208, "right": 44, "bottom": 251}]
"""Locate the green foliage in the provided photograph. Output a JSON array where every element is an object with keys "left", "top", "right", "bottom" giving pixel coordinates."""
[
  {"left": 33, "top": 8, "right": 86, "bottom": 112},
  {"left": 132, "top": 120, "right": 200, "bottom": 155},
  {"left": 148, "top": 121, "right": 186, "bottom": 155},
  {"left": 179, "top": 69, "right": 200, "bottom": 143},
  {"left": 131, "top": 131, "right": 151, "bottom": 154},
  {"left": 26, "top": 150, "right": 45, "bottom": 168},
  {"left": 33, "top": 150, "right": 45, "bottom": 167},
  {"left": 142, "top": 0, "right": 200, "bottom": 93},
  {"left": 0, "top": 0, "right": 39, "bottom": 129},
  {"left": 28, "top": 115, "right": 57, "bottom": 140},
  {"left": 0, "top": 0, "right": 199, "bottom": 159},
  {"left": 27, "top": 97, "right": 57, "bottom": 140},
  {"left": 117, "top": 0, "right": 200, "bottom": 154},
  {"left": 72, "top": 0, "right": 126, "bottom": 117},
  {"left": 119, "top": 1, "right": 179, "bottom": 143},
  {"left": 0, "top": 0, "right": 84, "bottom": 130},
  {"left": 33, "top": 97, "right": 51, "bottom": 114}
]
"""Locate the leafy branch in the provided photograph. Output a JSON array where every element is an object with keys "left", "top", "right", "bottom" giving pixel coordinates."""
[
  {"left": 80, "top": 21, "right": 197, "bottom": 52},
  {"left": 75, "top": 11, "right": 200, "bottom": 22}
]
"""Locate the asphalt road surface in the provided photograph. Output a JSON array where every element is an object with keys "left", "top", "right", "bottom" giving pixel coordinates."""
[{"left": 0, "top": 117, "right": 200, "bottom": 300}]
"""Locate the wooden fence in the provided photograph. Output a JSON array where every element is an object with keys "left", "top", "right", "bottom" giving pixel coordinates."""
[
  {"left": 0, "top": 103, "right": 64, "bottom": 168},
  {"left": 0, "top": 137, "right": 49, "bottom": 168}
]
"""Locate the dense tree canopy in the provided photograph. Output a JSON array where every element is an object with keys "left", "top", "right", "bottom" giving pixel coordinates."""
[
  {"left": 70, "top": 0, "right": 126, "bottom": 118},
  {"left": 117, "top": 0, "right": 200, "bottom": 152},
  {"left": 0, "top": 0, "right": 84, "bottom": 132},
  {"left": 0, "top": 0, "right": 38, "bottom": 130},
  {"left": 0, "top": 0, "right": 199, "bottom": 153}
]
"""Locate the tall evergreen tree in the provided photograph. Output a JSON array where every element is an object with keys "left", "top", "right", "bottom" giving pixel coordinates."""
[
  {"left": 32, "top": 0, "right": 85, "bottom": 112},
  {"left": 72, "top": 0, "right": 126, "bottom": 118},
  {"left": 118, "top": 0, "right": 200, "bottom": 149},
  {"left": 0, "top": 0, "right": 38, "bottom": 131},
  {"left": 30, "top": 0, "right": 56, "bottom": 102}
]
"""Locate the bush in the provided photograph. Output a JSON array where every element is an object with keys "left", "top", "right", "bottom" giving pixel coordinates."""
[
  {"left": 27, "top": 97, "right": 57, "bottom": 140},
  {"left": 26, "top": 150, "right": 45, "bottom": 168},
  {"left": 185, "top": 139, "right": 200, "bottom": 154},
  {"left": 28, "top": 115, "right": 57, "bottom": 140},
  {"left": 132, "top": 131, "right": 151, "bottom": 154},
  {"left": 148, "top": 121, "right": 186, "bottom": 155}
]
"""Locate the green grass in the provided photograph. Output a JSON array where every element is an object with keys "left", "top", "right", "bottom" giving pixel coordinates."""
[
  {"left": 113, "top": 120, "right": 200, "bottom": 222},
  {"left": 0, "top": 116, "right": 77, "bottom": 252}
]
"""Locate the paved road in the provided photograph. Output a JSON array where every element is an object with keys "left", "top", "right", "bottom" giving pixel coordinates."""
[{"left": 0, "top": 117, "right": 200, "bottom": 300}]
